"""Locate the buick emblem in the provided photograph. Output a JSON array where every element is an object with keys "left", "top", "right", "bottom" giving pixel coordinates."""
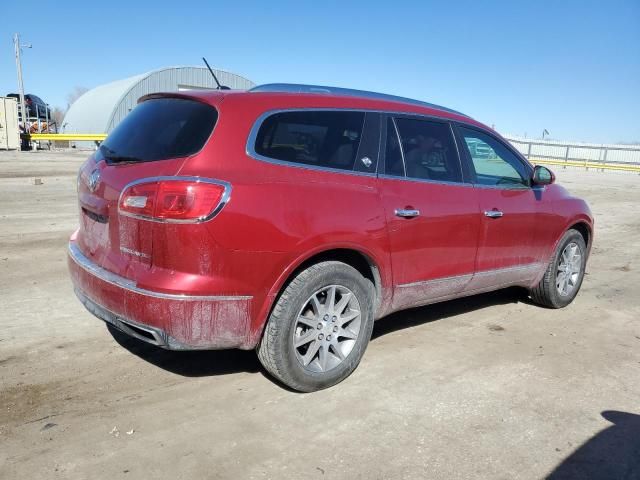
[{"left": 88, "top": 169, "right": 101, "bottom": 192}]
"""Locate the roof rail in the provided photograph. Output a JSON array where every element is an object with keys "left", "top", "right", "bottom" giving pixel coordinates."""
[{"left": 249, "top": 83, "right": 468, "bottom": 117}]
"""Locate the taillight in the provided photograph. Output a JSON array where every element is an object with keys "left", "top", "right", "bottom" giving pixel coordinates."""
[{"left": 119, "top": 177, "right": 230, "bottom": 222}]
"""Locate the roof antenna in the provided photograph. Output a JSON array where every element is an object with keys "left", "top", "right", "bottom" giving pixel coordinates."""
[{"left": 202, "top": 57, "right": 230, "bottom": 90}]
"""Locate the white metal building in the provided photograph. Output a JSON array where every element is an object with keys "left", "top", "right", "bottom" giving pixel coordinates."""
[
  {"left": 62, "top": 66, "right": 254, "bottom": 135},
  {"left": 0, "top": 97, "right": 20, "bottom": 150}
]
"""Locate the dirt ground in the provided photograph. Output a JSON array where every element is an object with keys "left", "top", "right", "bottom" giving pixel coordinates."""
[{"left": 1, "top": 149, "right": 639, "bottom": 480}]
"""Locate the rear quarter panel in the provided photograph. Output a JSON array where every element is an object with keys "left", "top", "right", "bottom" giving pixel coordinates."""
[{"left": 177, "top": 96, "right": 392, "bottom": 347}]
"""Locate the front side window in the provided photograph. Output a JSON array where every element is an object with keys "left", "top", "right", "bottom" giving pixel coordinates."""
[
  {"left": 458, "top": 127, "right": 529, "bottom": 188},
  {"left": 254, "top": 111, "right": 365, "bottom": 171},
  {"left": 390, "top": 117, "right": 462, "bottom": 183}
]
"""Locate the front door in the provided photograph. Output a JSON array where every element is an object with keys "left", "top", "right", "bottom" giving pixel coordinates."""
[
  {"left": 456, "top": 126, "right": 540, "bottom": 290},
  {"left": 378, "top": 116, "right": 481, "bottom": 310}
]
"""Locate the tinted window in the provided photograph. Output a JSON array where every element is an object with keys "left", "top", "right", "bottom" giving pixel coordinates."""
[
  {"left": 458, "top": 127, "right": 528, "bottom": 188},
  {"left": 385, "top": 118, "right": 405, "bottom": 176},
  {"left": 352, "top": 112, "right": 381, "bottom": 174},
  {"left": 97, "top": 98, "right": 218, "bottom": 164},
  {"left": 393, "top": 118, "right": 462, "bottom": 183},
  {"left": 255, "top": 111, "right": 365, "bottom": 171}
]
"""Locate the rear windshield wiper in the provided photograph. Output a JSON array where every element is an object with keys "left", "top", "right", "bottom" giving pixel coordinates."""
[
  {"left": 99, "top": 145, "right": 142, "bottom": 164},
  {"left": 105, "top": 154, "right": 143, "bottom": 164}
]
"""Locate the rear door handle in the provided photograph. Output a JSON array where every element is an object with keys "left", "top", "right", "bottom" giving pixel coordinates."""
[
  {"left": 395, "top": 208, "right": 420, "bottom": 218},
  {"left": 484, "top": 210, "right": 504, "bottom": 219}
]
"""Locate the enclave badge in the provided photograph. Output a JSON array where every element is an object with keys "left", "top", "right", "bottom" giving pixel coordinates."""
[{"left": 88, "top": 169, "right": 101, "bottom": 192}]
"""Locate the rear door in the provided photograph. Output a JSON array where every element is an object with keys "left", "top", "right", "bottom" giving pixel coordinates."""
[
  {"left": 455, "top": 125, "right": 540, "bottom": 289},
  {"left": 378, "top": 115, "right": 481, "bottom": 310}
]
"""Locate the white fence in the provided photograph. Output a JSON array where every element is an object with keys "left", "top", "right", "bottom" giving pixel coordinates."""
[{"left": 503, "top": 135, "right": 640, "bottom": 172}]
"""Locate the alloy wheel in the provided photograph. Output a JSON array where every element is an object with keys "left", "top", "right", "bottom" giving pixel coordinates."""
[
  {"left": 556, "top": 242, "right": 582, "bottom": 296},
  {"left": 293, "top": 285, "right": 362, "bottom": 373}
]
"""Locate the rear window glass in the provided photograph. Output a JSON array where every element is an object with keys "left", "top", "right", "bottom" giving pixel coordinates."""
[
  {"left": 393, "top": 118, "right": 462, "bottom": 183},
  {"left": 254, "top": 111, "right": 365, "bottom": 171},
  {"left": 97, "top": 98, "right": 217, "bottom": 164}
]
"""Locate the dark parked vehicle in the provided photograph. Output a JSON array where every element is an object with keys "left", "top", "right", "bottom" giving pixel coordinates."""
[
  {"left": 6, "top": 93, "right": 50, "bottom": 119},
  {"left": 68, "top": 84, "right": 594, "bottom": 391}
]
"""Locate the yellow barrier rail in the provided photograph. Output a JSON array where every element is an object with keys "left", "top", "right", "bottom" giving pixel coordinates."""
[
  {"left": 530, "top": 157, "right": 640, "bottom": 173},
  {"left": 27, "top": 133, "right": 107, "bottom": 141}
]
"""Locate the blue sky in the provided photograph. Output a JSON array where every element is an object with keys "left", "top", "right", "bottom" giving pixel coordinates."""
[{"left": 1, "top": 0, "right": 638, "bottom": 143}]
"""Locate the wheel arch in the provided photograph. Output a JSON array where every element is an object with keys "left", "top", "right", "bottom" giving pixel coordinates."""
[
  {"left": 532, "top": 217, "right": 594, "bottom": 289},
  {"left": 289, "top": 248, "right": 383, "bottom": 309},
  {"left": 568, "top": 221, "right": 592, "bottom": 250},
  {"left": 249, "top": 246, "right": 389, "bottom": 348}
]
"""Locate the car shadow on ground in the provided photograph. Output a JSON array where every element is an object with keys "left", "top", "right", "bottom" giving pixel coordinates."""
[
  {"left": 107, "top": 287, "right": 527, "bottom": 379},
  {"left": 107, "top": 324, "right": 261, "bottom": 377},
  {"left": 371, "top": 287, "right": 526, "bottom": 340},
  {"left": 546, "top": 410, "right": 640, "bottom": 480}
]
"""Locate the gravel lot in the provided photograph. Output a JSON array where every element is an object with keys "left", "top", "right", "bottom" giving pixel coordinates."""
[{"left": 1, "top": 149, "right": 639, "bottom": 479}]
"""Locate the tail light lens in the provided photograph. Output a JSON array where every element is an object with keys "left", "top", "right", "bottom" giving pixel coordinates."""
[{"left": 119, "top": 177, "right": 230, "bottom": 222}]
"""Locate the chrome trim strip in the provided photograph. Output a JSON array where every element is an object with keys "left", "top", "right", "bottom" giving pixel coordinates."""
[
  {"left": 397, "top": 278, "right": 532, "bottom": 310},
  {"left": 245, "top": 107, "right": 493, "bottom": 179},
  {"left": 397, "top": 273, "right": 474, "bottom": 289},
  {"left": 245, "top": 108, "right": 532, "bottom": 189},
  {"left": 396, "top": 263, "right": 542, "bottom": 289},
  {"left": 389, "top": 116, "right": 406, "bottom": 177},
  {"left": 117, "top": 176, "right": 232, "bottom": 224},
  {"left": 245, "top": 109, "right": 379, "bottom": 178},
  {"left": 68, "top": 242, "right": 252, "bottom": 302},
  {"left": 473, "top": 263, "right": 542, "bottom": 278},
  {"left": 471, "top": 183, "right": 531, "bottom": 191},
  {"left": 378, "top": 173, "right": 475, "bottom": 188}
]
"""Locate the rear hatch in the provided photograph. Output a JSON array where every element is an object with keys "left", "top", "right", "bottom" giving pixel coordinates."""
[{"left": 76, "top": 95, "right": 219, "bottom": 277}]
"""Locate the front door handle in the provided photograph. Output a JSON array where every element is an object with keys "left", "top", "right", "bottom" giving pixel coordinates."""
[
  {"left": 484, "top": 210, "right": 504, "bottom": 219},
  {"left": 395, "top": 208, "right": 420, "bottom": 218}
]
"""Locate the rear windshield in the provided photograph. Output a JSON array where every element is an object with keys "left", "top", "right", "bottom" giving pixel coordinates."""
[{"left": 96, "top": 97, "right": 217, "bottom": 164}]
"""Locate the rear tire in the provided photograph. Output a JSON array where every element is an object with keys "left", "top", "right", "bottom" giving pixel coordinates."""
[
  {"left": 530, "top": 229, "right": 587, "bottom": 308},
  {"left": 257, "top": 261, "right": 375, "bottom": 392}
]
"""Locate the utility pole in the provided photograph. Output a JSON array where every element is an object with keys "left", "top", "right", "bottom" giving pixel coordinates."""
[{"left": 13, "top": 33, "right": 31, "bottom": 133}]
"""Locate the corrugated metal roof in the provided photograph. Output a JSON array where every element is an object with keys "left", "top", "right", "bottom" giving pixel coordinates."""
[{"left": 62, "top": 66, "right": 254, "bottom": 135}]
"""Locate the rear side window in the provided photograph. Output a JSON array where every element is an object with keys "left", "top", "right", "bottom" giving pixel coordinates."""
[
  {"left": 254, "top": 111, "right": 365, "bottom": 171},
  {"left": 391, "top": 117, "right": 462, "bottom": 183},
  {"left": 97, "top": 98, "right": 217, "bottom": 163}
]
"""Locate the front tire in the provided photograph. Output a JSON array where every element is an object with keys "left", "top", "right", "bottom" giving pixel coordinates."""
[
  {"left": 530, "top": 229, "right": 587, "bottom": 308},
  {"left": 257, "top": 261, "right": 375, "bottom": 392}
]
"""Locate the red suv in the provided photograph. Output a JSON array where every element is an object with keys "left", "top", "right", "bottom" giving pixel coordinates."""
[{"left": 68, "top": 84, "right": 593, "bottom": 391}]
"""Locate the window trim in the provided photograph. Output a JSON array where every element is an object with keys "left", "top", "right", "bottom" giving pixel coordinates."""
[
  {"left": 386, "top": 116, "right": 406, "bottom": 177},
  {"left": 380, "top": 113, "right": 470, "bottom": 186},
  {"left": 453, "top": 123, "right": 534, "bottom": 190},
  {"left": 246, "top": 108, "right": 379, "bottom": 177},
  {"left": 245, "top": 107, "right": 531, "bottom": 184}
]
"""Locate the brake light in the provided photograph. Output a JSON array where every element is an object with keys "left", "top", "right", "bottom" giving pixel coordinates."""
[{"left": 119, "top": 178, "right": 230, "bottom": 222}]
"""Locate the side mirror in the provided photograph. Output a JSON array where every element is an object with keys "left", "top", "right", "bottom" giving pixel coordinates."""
[{"left": 532, "top": 165, "right": 555, "bottom": 186}]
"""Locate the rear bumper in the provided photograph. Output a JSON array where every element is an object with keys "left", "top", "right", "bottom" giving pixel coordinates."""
[{"left": 67, "top": 241, "right": 253, "bottom": 350}]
